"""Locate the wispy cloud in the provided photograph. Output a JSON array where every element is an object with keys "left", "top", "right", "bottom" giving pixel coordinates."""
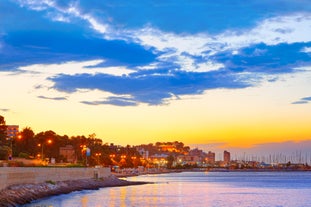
[
  {"left": 0, "top": 108, "right": 10, "bottom": 112},
  {"left": 302, "top": 97, "right": 311, "bottom": 101},
  {"left": 292, "top": 101, "right": 309, "bottom": 105},
  {"left": 301, "top": 47, "right": 311, "bottom": 53},
  {"left": 37, "top": 95, "right": 67, "bottom": 101},
  {"left": 292, "top": 96, "right": 311, "bottom": 104},
  {"left": 81, "top": 96, "right": 138, "bottom": 107}
]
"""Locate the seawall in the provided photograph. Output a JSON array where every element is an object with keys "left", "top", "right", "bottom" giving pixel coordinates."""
[{"left": 0, "top": 167, "right": 111, "bottom": 190}]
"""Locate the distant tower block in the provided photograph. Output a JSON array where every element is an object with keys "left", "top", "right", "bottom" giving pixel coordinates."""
[
  {"left": 224, "top": 150, "right": 231, "bottom": 164},
  {"left": 207, "top": 151, "right": 215, "bottom": 164},
  {"left": 6, "top": 125, "right": 19, "bottom": 138}
]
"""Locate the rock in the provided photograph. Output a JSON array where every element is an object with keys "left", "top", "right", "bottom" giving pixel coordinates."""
[{"left": 0, "top": 175, "right": 152, "bottom": 206}]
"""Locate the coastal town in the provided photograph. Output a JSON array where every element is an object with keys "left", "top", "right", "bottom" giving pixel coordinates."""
[
  {"left": 1, "top": 1, "right": 311, "bottom": 206},
  {"left": 1, "top": 117, "right": 310, "bottom": 206},
  {"left": 1, "top": 116, "right": 310, "bottom": 172}
]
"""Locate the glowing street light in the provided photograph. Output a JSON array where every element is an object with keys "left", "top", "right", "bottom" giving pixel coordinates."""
[
  {"left": 38, "top": 139, "right": 52, "bottom": 161},
  {"left": 95, "top": 153, "right": 102, "bottom": 165},
  {"left": 7, "top": 133, "right": 22, "bottom": 160}
]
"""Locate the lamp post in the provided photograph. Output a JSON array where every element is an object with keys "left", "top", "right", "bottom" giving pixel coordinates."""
[
  {"left": 8, "top": 136, "right": 13, "bottom": 161},
  {"left": 7, "top": 134, "right": 22, "bottom": 160},
  {"left": 95, "top": 153, "right": 101, "bottom": 165},
  {"left": 120, "top": 155, "right": 127, "bottom": 167},
  {"left": 38, "top": 139, "right": 52, "bottom": 161},
  {"left": 81, "top": 145, "right": 90, "bottom": 167},
  {"left": 131, "top": 156, "right": 137, "bottom": 167}
]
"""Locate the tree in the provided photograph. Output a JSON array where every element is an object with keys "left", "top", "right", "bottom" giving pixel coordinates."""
[
  {"left": 0, "top": 145, "right": 10, "bottom": 160},
  {"left": 166, "top": 155, "right": 175, "bottom": 168},
  {"left": 0, "top": 115, "right": 9, "bottom": 159},
  {"left": 0, "top": 115, "right": 7, "bottom": 145},
  {"left": 15, "top": 127, "right": 35, "bottom": 157},
  {"left": 34, "top": 130, "right": 57, "bottom": 160}
]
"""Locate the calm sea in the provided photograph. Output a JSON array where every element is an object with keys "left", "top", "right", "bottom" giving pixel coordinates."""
[{"left": 23, "top": 171, "right": 311, "bottom": 207}]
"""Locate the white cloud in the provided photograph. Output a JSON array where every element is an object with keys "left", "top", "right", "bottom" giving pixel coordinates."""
[
  {"left": 93, "top": 66, "right": 136, "bottom": 76},
  {"left": 195, "top": 61, "right": 224, "bottom": 73},
  {"left": 294, "top": 66, "right": 311, "bottom": 71},
  {"left": 1, "top": 59, "right": 135, "bottom": 109},
  {"left": 136, "top": 62, "right": 161, "bottom": 71},
  {"left": 15, "top": 0, "right": 110, "bottom": 34},
  {"left": 15, "top": 0, "right": 55, "bottom": 11},
  {"left": 83, "top": 15, "right": 108, "bottom": 34},
  {"left": 172, "top": 55, "right": 223, "bottom": 73},
  {"left": 48, "top": 12, "right": 70, "bottom": 22},
  {"left": 70, "top": 89, "right": 115, "bottom": 104},
  {"left": 113, "top": 14, "right": 311, "bottom": 73},
  {"left": 13, "top": 1, "right": 311, "bottom": 74},
  {"left": 301, "top": 47, "right": 311, "bottom": 53},
  {"left": 16, "top": 0, "right": 311, "bottom": 56},
  {"left": 19, "top": 60, "right": 105, "bottom": 76},
  {"left": 232, "top": 50, "right": 239, "bottom": 55},
  {"left": 19, "top": 59, "right": 135, "bottom": 76},
  {"left": 17, "top": 0, "right": 311, "bottom": 72}
]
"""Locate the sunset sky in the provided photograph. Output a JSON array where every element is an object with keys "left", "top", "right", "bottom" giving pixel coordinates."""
[{"left": 1, "top": 0, "right": 311, "bottom": 155}]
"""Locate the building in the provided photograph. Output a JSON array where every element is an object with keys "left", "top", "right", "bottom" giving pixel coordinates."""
[
  {"left": 176, "top": 154, "right": 202, "bottom": 166},
  {"left": 137, "top": 148, "right": 149, "bottom": 160},
  {"left": 206, "top": 151, "right": 215, "bottom": 164},
  {"left": 59, "top": 145, "right": 76, "bottom": 163},
  {"left": 6, "top": 125, "right": 19, "bottom": 138},
  {"left": 224, "top": 150, "right": 231, "bottom": 164},
  {"left": 150, "top": 154, "right": 168, "bottom": 168},
  {"left": 189, "top": 148, "right": 205, "bottom": 156}
]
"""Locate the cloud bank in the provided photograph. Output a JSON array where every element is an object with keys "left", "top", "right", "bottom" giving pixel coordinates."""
[{"left": 1, "top": 0, "right": 311, "bottom": 106}]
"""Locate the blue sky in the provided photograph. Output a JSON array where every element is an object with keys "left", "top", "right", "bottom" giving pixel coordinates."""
[
  {"left": 1, "top": 0, "right": 311, "bottom": 106},
  {"left": 1, "top": 0, "right": 311, "bottom": 152}
]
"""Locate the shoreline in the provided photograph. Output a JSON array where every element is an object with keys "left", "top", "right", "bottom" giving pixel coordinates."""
[
  {"left": 112, "top": 168, "right": 183, "bottom": 178},
  {"left": 1, "top": 168, "right": 310, "bottom": 206},
  {"left": 112, "top": 168, "right": 311, "bottom": 178},
  {"left": 0, "top": 175, "right": 152, "bottom": 207}
]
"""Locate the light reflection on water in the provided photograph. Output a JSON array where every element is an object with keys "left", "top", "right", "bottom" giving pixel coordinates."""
[{"left": 23, "top": 171, "right": 311, "bottom": 207}]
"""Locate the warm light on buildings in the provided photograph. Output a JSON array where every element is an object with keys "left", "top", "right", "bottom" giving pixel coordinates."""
[{"left": 224, "top": 150, "right": 231, "bottom": 164}]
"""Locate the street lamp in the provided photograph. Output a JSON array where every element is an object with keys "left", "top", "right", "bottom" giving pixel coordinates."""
[
  {"left": 121, "top": 155, "right": 126, "bottom": 159},
  {"left": 80, "top": 145, "right": 90, "bottom": 167},
  {"left": 120, "top": 155, "right": 127, "bottom": 167},
  {"left": 131, "top": 156, "right": 137, "bottom": 167},
  {"left": 7, "top": 134, "right": 22, "bottom": 160},
  {"left": 38, "top": 139, "right": 52, "bottom": 161},
  {"left": 95, "top": 153, "right": 102, "bottom": 165}
]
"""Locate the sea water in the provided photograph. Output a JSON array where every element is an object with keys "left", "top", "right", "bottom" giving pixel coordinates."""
[{"left": 22, "top": 171, "right": 311, "bottom": 207}]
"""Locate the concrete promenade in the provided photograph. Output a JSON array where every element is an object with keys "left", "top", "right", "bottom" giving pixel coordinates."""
[{"left": 0, "top": 167, "right": 111, "bottom": 190}]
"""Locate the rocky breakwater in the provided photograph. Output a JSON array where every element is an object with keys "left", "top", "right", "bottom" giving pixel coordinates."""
[{"left": 0, "top": 175, "right": 151, "bottom": 207}]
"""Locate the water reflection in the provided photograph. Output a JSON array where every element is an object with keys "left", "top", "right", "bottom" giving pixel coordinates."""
[
  {"left": 81, "top": 195, "right": 88, "bottom": 207},
  {"left": 23, "top": 172, "right": 311, "bottom": 207},
  {"left": 120, "top": 187, "right": 127, "bottom": 207},
  {"left": 108, "top": 188, "right": 116, "bottom": 207}
]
